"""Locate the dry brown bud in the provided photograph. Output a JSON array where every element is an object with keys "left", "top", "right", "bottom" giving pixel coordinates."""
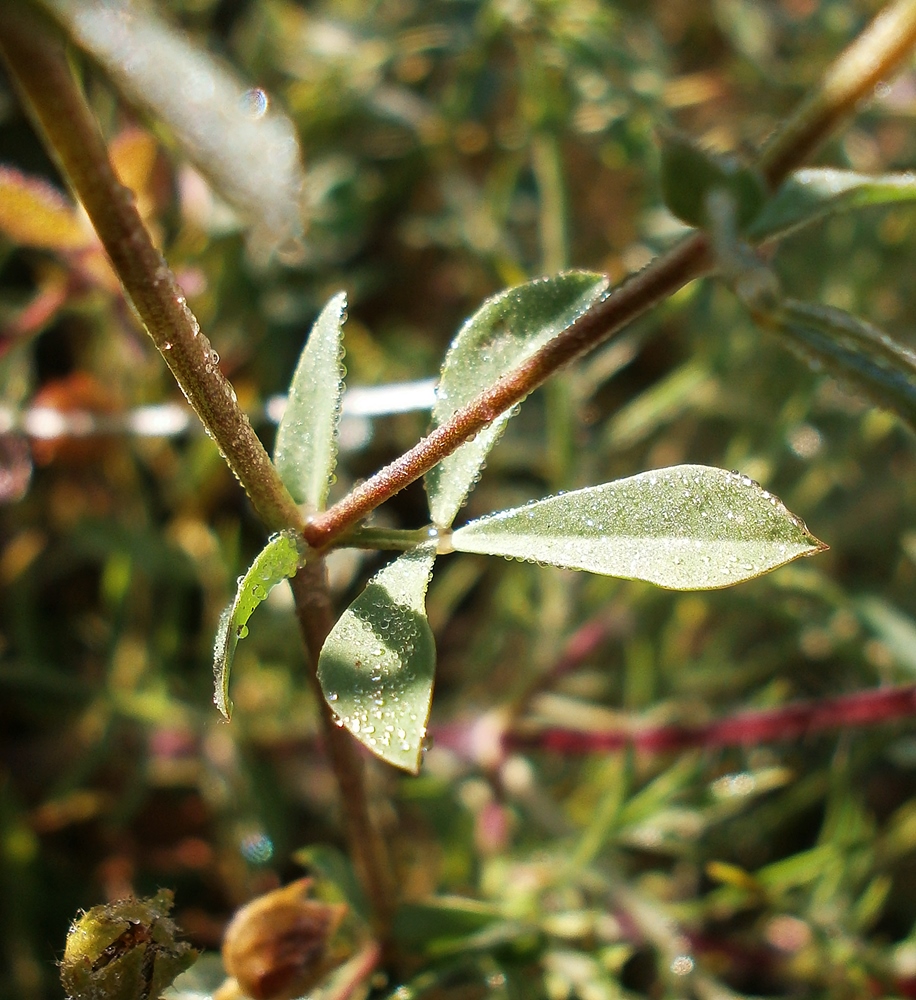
[{"left": 221, "top": 879, "right": 349, "bottom": 1000}]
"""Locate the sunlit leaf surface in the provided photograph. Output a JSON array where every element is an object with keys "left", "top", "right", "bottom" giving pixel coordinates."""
[
  {"left": 766, "top": 300, "right": 916, "bottom": 429},
  {"left": 747, "top": 168, "right": 916, "bottom": 242},
  {"left": 213, "top": 531, "right": 305, "bottom": 719},
  {"left": 451, "top": 465, "right": 826, "bottom": 590},
  {"left": 274, "top": 292, "right": 347, "bottom": 510},
  {"left": 425, "top": 272, "right": 608, "bottom": 528},
  {"left": 317, "top": 543, "right": 437, "bottom": 773}
]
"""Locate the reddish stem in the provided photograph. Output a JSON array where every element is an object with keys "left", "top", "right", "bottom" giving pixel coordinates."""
[{"left": 508, "top": 684, "right": 916, "bottom": 755}]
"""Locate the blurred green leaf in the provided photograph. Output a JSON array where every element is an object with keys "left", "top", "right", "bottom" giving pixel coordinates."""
[
  {"left": 425, "top": 272, "right": 608, "bottom": 528},
  {"left": 292, "top": 844, "right": 369, "bottom": 921},
  {"left": 213, "top": 530, "right": 305, "bottom": 719},
  {"left": 747, "top": 168, "right": 916, "bottom": 242},
  {"left": 317, "top": 543, "right": 437, "bottom": 773},
  {"left": 274, "top": 292, "right": 347, "bottom": 511},
  {"left": 393, "top": 897, "right": 506, "bottom": 956},
  {"left": 0, "top": 166, "right": 87, "bottom": 250},
  {"left": 762, "top": 300, "right": 916, "bottom": 430},
  {"left": 451, "top": 465, "right": 826, "bottom": 590},
  {"left": 659, "top": 128, "right": 766, "bottom": 231}
]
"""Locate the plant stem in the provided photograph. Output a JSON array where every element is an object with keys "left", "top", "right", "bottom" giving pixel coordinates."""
[
  {"left": 0, "top": 0, "right": 395, "bottom": 943},
  {"left": 506, "top": 683, "right": 916, "bottom": 754},
  {"left": 0, "top": 1, "right": 300, "bottom": 536},
  {"left": 304, "top": 0, "right": 916, "bottom": 549}
]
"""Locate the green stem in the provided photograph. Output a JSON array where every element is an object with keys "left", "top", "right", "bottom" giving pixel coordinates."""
[{"left": 333, "top": 525, "right": 442, "bottom": 552}]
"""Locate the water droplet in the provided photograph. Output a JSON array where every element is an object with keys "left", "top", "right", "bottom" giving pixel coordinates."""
[
  {"left": 328, "top": 692, "right": 338, "bottom": 702},
  {"left": 236, "top": 623, "right": 249, "bottom": 639}
]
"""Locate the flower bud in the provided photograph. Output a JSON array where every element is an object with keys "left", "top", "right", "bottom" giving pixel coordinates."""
[
  {"left": 221, "top": 879, "right": 349, "bottom": 1000},
  {"left": 61, "top": 889, "right": 197, "bottom": 1000}
]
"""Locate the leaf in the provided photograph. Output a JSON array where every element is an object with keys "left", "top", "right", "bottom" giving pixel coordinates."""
[
  {"left": 0, "top": 166, "right": 88, "bottom": 251},
  {"left": 762, "top": 300, "right": 916, "bottom": 429},
  {"left": 213, "top": 530, "right": 305, "bottom": 719},
  {"left": 659, "top": 129, "right": 767, "bottom": 231},
  {"left": 39, "top": 0, "right": 306, "bottom": 262},
  {"left": 450, "top": 465, "right": 826, "bottom": 590},
  {"left": 274, "top": 292, "right": 347, "bottom": 510},
  {"left": 747, "top": 168, "right": 916, "bottom": 242},
  {"left": 425, "top": 271, "right": 608, "bottom": 527},
  {"left": 317, "top": 543, "right": 437, "bottom": 773},
  {"left": 392, "top": 897, "right": 507, "bottom": 956}
]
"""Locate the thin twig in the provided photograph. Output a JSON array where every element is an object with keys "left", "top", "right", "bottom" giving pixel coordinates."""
[
  {"left": 304, "top": 0, "right": 916, "bottom": 549},
  {"left": 507, "top": 683, "right": 916, "bottom": 755},
  {"left": 0, "top": 0, "right": 395, "bottom": 944}
]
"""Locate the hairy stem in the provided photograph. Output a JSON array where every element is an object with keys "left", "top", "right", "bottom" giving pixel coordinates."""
[
  {"left": 304, "top": 0, "right": 916, "bottom": 549},
  {"left": 0, "top": 0, "right": 395, "bottom": 941}
]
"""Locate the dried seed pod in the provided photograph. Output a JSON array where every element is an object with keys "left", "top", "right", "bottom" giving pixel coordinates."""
[
  {"left": 61, "top": 889, "right": 197, "bottom": 1000},
  {"left": 221, "top": 879, "right": 349, "bottom": 1000}
]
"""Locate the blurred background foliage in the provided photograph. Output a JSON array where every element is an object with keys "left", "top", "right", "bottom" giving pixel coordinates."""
[{"left": 3, "top": 0, "right": 916, "bottom": 997}]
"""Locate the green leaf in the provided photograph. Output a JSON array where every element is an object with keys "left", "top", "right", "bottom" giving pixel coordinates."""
[
  {"left": 659, "top": 129, "right": 767, "bottom": 231},
  {"left": 763, "top": 300, "right": 916, "bottom": 430},
  {"left": 747, "top": 168, "right": 916, "bottom": 242},
  {"left": 425, "top": 271, "right": 608, "bottom": 528},
  {"left": 274, "top": 292, "right": 347, "bottom": 510},
  {"left": 317, "top": 543, "right": 437, "bottom": 773},
  {"left": 393, "top": 897, "right": 508, "bottom": 957},
  {"left": 450, "top": 465, "right": 826, "bottom": 590},
  {"left": 213, "top": 530, "right": 305, "bottom": 719}
]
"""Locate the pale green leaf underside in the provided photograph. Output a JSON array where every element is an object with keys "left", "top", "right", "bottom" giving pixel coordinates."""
[
  {"left": 425, "top": 271, "right": 609, "bottom": 528},
  {"left": 451, "top": 465, "right": 826, "bottom": 590},
  {"left": 214, "top": 530, "right": 305, "bottom": 719},
  {"left": 318, "top": 544, "right": 437, "bottom": 773},
  {"left": 748, "top": 168, "right": 916, "bottom": 242},
  {"left": 274, "top": 292, "right": 347, "bottom": 510}
]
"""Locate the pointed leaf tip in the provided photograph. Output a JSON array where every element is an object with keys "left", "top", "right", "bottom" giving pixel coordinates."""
[
  {"left": 317, "top": 544, "right": 437, "bottom": 773},
  {"left": 451, "top": 465, "right": 825, "bottom": 590},
  {"left": 214, "top": 530, "right": 306, "bottom": 718},
  {"left": 275, "top": 292, "right": 347, "bottom": 511}
]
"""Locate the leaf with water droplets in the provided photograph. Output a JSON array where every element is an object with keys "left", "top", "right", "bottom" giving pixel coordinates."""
[
  {"left": 274, "top": 292, "right": 347, "bottom": 510},
  {"left": 450, "top": 465, "right": 826, "bottom": 590},
  {"left": 317, "top": 544, "right": 437, "bottom": 773},
  {"left": 425, "top": 271, "right": 608, "bottom": 528},
  {"left": 214, "top": 530, "right": 306, "bottom": 719},
  {"left": 747, "top": 168, "right": 916, "bottom": 242}
]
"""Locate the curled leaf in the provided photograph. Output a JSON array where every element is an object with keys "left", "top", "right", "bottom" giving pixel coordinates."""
[
  {"left": 214, "top": 530, "right": 306, "bottom": 719},
  {"left": 317, "top": 544, "right": 437, "bottom": 773},
  {"left": 274, "top": 292, "right": 347, "bottom": 510},
  {"left": 425, "top": 271, "right": 608, "bottom": 528},
  {"left": 451, "top": 465, "right": 826, "bottom": 590}
]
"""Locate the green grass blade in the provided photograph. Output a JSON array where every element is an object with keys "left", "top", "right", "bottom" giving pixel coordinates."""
[
  {"left": 451, "top": 465, "right": 826, "bottom": 590},
  {"left": 274, "top": 292, "right": 347, "bottom": 510},
  {"left": 425, "top": 271, "right": 608, "bottom": 528}
]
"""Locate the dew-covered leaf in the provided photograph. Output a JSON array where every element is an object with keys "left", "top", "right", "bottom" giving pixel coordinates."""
[
  {"left": 0, "top": 166, "right": 87, "bottom": 251},
  {"left": 659, "top": 129, "right": 767, "bottom": 231},
  {"left": 274, "top": 292, "right": 347, "bottom": 510},
  {"left": 762, "top": 300, "right": 916, "bottom": 429},
  {"left": 747, "top": 168, "right": 916, "bottom": 242},
  {"left": 39, "top": 0, "right": 306, "bottom": 261},
  {"left": 317, "top": 543, "right": 437, "bottom": 773},
  {"left": 214, "top": 530, "right": 306, "bottom": 719},
  {"left": 450, "top": 465, "right": 826, "bottom": 590},
  {"left": 426, "top": 271, "right": 608, "bottom": 528}
]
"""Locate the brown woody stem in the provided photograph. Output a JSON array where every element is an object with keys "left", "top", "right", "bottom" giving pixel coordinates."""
[{"left": 0, "top": 0, "right": 395, "bottom": 944}]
